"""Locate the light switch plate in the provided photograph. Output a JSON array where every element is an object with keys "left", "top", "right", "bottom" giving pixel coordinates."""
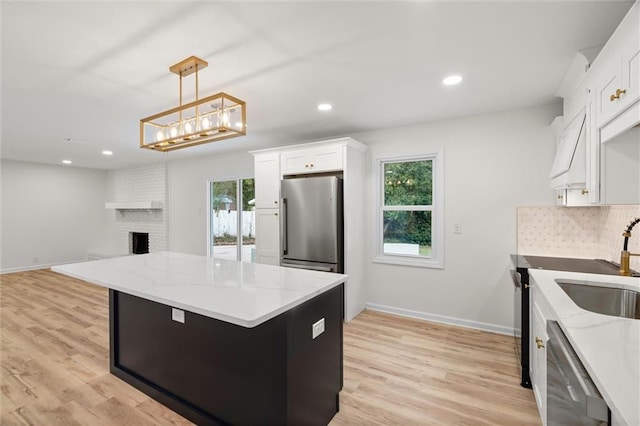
[
  {"left": 312, "top": 318, "right": 325, "bottom": 339},
  {"left": 172, "top": 308, "right": 185, "bottom": 323}
]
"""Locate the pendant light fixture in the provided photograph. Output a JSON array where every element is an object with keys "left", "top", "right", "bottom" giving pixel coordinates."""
[{"left": 140, "top": 56, "right": 246, "bottom": 152}]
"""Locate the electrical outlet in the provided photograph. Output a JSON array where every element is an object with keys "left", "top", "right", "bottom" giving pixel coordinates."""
[
  {"left": 312, "top": 318, "right": 325, "bottom": 339},
  {"left": 453, "top": 224, "right": 463, "bottom": 234},
  {"left": 171, "top": 308, "right": 185, "bottom": 323}
]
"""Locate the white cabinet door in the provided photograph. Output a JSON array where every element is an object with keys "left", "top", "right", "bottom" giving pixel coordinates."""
[
  {"left": 254, "top": 153, "right": 281, "bottom": 209},
  {"left": 621, "top": 35, "right": 640, "bottom": 112},
  {"left": 255, "top": 208, "right": 280, "bottom": 266},
  {"left": 594, "top": 2, "right": 639, "bottom": 128},
  {"left": 281, "top": 145, "right": 343, "bottom": 175},
  {"left": 532, "top": 302, "right": 548, "bottom": 426},
  {"left": 595, "top": 58, "right": 624, "bottom": 128}
]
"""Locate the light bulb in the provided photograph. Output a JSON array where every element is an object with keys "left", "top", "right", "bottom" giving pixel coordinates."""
[
  {"left": 185, "top": 121, "right": 192, "bottom": 134},
  {"left": 170, "top": 126, "right": 178, "bottom": 138},
  {"left": 202, "top": 116, "right": 210, "bottom": 129},
  {"left": 222, "top": 112, "right": 230, "bottom": 126},
  {"left": 156, "top": 130, "right": 164, "bottom": 141}
]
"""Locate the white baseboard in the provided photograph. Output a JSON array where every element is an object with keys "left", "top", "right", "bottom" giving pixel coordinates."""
[
  {"left": 365, "top": 302, "right": 514, "bottom": 336},
  {"left": 0, "top": 259, "right": 86, "bottom": 275}
]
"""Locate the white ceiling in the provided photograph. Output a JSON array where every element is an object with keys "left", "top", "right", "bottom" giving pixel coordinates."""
[{"left": 1, "top": 1, "right": 634, "bottom": 170}]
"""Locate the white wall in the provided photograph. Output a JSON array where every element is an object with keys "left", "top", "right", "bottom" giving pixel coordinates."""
[
  {"left": 352, "top": 103, "right": 560, "bottom": 333},
  {"left": 0, "top": 159, "right": 110, "bottom": 272},
  {"left": 167, "top": 150, "right": 254, "bottom": 255}
]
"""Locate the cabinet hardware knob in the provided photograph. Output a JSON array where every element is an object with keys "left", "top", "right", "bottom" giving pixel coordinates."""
[
  {"left": 610, "top": 88, "right": 626, "bottom": 101},
  {"left": 274, "top": 213, "right": 278, "bottom": 216},
  {"left": 274, "top": 200, "right": 278, "bottom": 204},
  {"left": 581, "top": 189, "right": 589, "bottom": 195},
  {"left": 524, "top": 284, "right": 530, "bottom": 289},
  {"left": 305, "top": 164, "right": 309, "bottom": 168},
  {"left": 557, "top": 195, "right": 563, "bottom": 200},
  {"left": 535, "top": 337, "right": 545, "bottom": 349}
]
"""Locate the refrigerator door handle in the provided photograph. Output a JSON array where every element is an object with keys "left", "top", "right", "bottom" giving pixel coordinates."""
[
  {"left": 282, "top": 198, "right": 288, "bottom": 255},
  {"left": 281, "top": 262, "right": 334, "bottom": 272}
]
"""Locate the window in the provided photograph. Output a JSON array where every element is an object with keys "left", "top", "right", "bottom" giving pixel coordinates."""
[
  {"left": 207, "top": 178, "right": 255, "bottom": 262},
  {"left": 374, "top": 152, "right": 443, "bottom": 268}
]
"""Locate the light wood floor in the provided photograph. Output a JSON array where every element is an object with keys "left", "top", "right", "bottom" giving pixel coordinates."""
[{"left": 1, "top": 269, "right": 540, "bottom": 425}]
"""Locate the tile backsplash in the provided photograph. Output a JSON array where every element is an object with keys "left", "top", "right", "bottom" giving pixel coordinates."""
[{"left": 517, "top": 205, "right": 640, "bottom": 271}]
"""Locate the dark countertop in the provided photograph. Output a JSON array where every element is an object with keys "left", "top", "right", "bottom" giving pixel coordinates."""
[{"left": 512, "top": 254, "right": 638, "bottom": 277}]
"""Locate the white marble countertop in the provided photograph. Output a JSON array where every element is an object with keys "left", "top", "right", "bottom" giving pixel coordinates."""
[
  {"left": 529, "top": 269, "right": 640, "bottom": 426},
  {"left": 52, "top": 251, "right": 347, "bottom": 328}
]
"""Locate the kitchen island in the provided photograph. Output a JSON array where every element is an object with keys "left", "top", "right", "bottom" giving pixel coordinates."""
[{"left": 52, "top": 251, "right": 347, "bottom": 426}]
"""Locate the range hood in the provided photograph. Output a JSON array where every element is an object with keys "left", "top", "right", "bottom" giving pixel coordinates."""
[
  {"left": 550, "top": 110, "right": 586, "bottom": 189},
  {"left": 105, "top": 201, "right": 163, "bottom": 210}
]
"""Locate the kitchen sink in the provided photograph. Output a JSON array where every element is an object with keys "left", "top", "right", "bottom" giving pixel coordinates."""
[{"left": 557, "top": 280, "right": 640, "bottom": 320}]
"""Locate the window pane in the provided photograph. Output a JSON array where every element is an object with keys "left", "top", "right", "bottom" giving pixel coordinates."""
[
  {"left": 241, "top": 178, "right": 256, "bottom": 263},
  {"left": 212, "top": 181, "right": 238, "bottom": 260},
  {"left": 384, "top": 160, "right": 432, "bottom": 206},
  {"left": 383, "top": 210, "right": 432, "bottom": 257}
]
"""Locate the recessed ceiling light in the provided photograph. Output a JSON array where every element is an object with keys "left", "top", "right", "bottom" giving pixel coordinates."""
[
  {"left": 318, "top": 103, "right": 332, "bottom": 111},
  {"left": 443, "top": 75, "right": 463, "bottom": 86},
  {"left": 102, "top": 150, "right": 113, "bottom": 156},
  {"left": 62, "top": 160, "right": 72, "bottom": 165}
]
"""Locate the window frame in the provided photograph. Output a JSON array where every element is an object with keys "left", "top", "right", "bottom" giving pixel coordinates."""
[{"left": 373, "top": 151, "right": 444, "bottom": 269}]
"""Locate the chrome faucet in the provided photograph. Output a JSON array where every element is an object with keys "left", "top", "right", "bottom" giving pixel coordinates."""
[{"left": 620, "top": 217, "right": 640, "bottom": 276}]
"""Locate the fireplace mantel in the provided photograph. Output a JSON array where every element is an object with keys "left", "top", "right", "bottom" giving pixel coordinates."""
[{"left": 105, "top": 201, "right": 163, "bottom": 210}]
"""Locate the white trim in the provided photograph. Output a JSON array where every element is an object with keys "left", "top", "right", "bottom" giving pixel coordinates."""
[
  {"left": 372, "top": 150, "right": 445, "bottom": 269},
  {"left": 206, "top": 180, "right": 213, "bottom": 257},
  {"left": 1, "top": 260, "right": 87, "bottom": 275},
  {"left": 250, "top": 136, "right": 368, "bottom": 155},
  {"left": 365, "top": 303, "right": 513, "bottom": 336},
  {"left": 371, "top": 255, "right": 444, "bottom": 269}
]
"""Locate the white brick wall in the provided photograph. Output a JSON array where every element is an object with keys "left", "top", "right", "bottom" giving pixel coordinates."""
[{"left": 112, "top": 163, "right": 169, "bottom": 254}]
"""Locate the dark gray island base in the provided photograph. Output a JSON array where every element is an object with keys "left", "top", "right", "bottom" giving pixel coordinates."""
[{"left": 109, "top": 284, "right": 344, "bottom": 426}]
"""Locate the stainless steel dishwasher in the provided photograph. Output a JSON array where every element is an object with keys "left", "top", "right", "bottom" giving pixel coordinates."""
[{"left": 546, "top": 321, "right": 610, "bottom": 426}]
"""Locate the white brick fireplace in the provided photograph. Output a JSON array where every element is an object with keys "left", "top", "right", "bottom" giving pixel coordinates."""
[{"left": 94, "top": 163, "right": 169, "bottom": 259}]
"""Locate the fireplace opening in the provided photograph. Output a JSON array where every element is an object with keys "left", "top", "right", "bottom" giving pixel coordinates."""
[{"left": 131, "top": 232, "right": 149, "bottom": 254}]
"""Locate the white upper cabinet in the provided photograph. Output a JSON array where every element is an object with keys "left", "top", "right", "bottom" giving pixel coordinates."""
[
  {"left": 281, "top": 144, "right": 344, "bottom": 175},
  {"left": 592, "top": 1, "right": 639, "bottom": 132},
  {"left": 549, "top": 110, "right": 587, "bottom": 189},
  {"left": 552, "top": 2, "right": 639, "bottom": 205},
  {"left": 253, "top": 152, "right": 281, "bottom": 208},
  {"left": 550, "top": 51, "right": 595, "bottom": 205}
]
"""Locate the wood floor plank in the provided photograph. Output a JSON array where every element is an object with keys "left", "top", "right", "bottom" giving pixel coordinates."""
[{"left": 1, "top": 269, "right": 540, "bottom": 425}]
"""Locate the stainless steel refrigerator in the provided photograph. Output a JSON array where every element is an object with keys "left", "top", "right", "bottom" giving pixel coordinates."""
[{"left": 280, "top": 175, "right": 344, "bottom": 273}]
